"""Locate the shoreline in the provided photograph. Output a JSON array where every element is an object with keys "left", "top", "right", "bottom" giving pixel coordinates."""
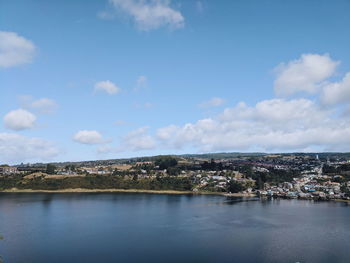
[
  {"left": 0, "top": 189, "right": 347, "bottom": 202},
  {"left": 0, "top": 188, "right": 248, "bottom": 196}
]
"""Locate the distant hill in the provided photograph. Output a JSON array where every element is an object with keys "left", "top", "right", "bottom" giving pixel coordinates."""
[{"left": 14, "top": 152, "right": 350, "bottom": 168}]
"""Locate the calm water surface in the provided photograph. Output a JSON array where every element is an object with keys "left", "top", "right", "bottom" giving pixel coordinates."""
[{"left": 0, "top": 193, "right": 350, "bottom": 263}]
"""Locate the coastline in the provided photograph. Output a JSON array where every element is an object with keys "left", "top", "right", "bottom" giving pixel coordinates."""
[
  {"left": 0, "top": 189, "right": 347, "bottom": 202},
  {"left": 0, "top": 188, "right": 250, "bottom": 196}
]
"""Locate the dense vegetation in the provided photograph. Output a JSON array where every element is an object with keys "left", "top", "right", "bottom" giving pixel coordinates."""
[
  {"left": 250, "top": 169, "right": 300, "bottom": 189},
  {"left": 201, "top": 159, "right": 224, "bottom": 171},
  {"left": 228, "top": 181, "right": 248, "bottom": 193},
  {"left": 323, "top": 164, "right": 350, "bottom": 174},
  {"left": 0, "top": 175, "right": 193, "bottom": 191},
  {"left": 154, "top": 156, "right": 178, "bottom": 170},
  {"left": 0, "top": 157, "right": 301, "bottom": 193}
]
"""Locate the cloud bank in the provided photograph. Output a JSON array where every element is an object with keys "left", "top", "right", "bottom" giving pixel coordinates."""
[
  {"left": 157, "top": 98, "right": 350, "bottom": 152},
  {"left": 131, "top": 53, "right": 350, "bottom": 153},
  {"left": 0, "top": 133, "right": 59, "bottom": 164}
]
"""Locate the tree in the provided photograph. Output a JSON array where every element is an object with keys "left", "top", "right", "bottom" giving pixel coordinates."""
[
  {"left": 228, "top": 181, "right": 246, "bottom": 193},
  {"left": 167, "top": 166, "right": 180, "bottom": 176},
  {"left": 46, "top": 164, "right": 56, "bottom": 174},
  {"left": 340, "top": 185, "right": 350, "bottom": 196},
  {"left": 155, "top": 156, "right": 178, "bottom": 170}
]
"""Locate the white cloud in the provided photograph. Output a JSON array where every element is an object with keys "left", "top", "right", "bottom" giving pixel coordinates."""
[
  {"left": 94, "top": 80, "right": 120, "bottom": 95},
  {"left": 117, "top": 126, "right": 156, "bottom": 152},
  {"left": 0, "top": 133, "right": 60, "bottom": 164},
  {"left": 156, "top": 98, "right": 350, "bottom": 152},
  {"left": 199, "top": 97, "right": 225, "bottom": 108},
  {"left": 0, "top": 31, "right": 36, "bottom": 68},
  {"left": 73, "top": 130, "right": 107, "bottom": 145},
  {"left": 3, "top": 109, "right": 36, "bottom": 131},
  {"left": 321, "top": 72, "right": 350, "bottom": 106},
  {"left": 274, "top": 54, "right": 339, "bottom": 97},
  {"left": 108, "top": 0, "right": 184, "bottom": 31}
]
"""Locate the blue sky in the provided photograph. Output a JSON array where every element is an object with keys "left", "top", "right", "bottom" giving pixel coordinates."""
[{"left": 1, "top": 0, "right": 350, "bottom": 164}]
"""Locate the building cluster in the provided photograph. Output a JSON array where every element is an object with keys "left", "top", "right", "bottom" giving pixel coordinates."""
[
  {"left": 1, "top": 153, "right": 350, "bottom": 200},
  {"left": 258, "top": 163, "right": 350, "bottom": 200},
  {"left": 0, "top": 166, "right": 17, "bottom": 175},
  {"left": 0, "top": 165, "right": 48, "bottom": 175}
]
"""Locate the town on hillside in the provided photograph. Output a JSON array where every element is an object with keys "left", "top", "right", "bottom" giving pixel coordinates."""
[{"left": 1, "top": 152, "right": 350, "bottom": 201}]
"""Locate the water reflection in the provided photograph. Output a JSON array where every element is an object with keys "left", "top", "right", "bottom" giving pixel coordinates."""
[
  {"left": 0, "top": 193, "right": 350, "bottom": 263},
  {"left": 223, "top": 196, "right": 260, "bottom": 205}
]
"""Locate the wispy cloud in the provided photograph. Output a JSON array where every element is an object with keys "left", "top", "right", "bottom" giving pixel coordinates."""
[
  {"left": 195, "top": 1, "right": 204, "bottom": 13},
  {"left": 134, "top": 75, "right": 148, "bottom": 91},
  {"left": 19, "top": 96, "right": 58, "bottom": 114},
  {"left": 133, "top": 102, "right": 153, "bottom": 109},
  {"left": 97, "top": 10, "right": 115, "bottom": 20},
  {"left": 199, "top": 97, "right": 225, "bottom": 108},
  {"left": 114, "top": 120, "right": 133, "bottom": 126}
]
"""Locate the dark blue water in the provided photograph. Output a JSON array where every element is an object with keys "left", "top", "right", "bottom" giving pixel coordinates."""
[{"left": 0, "top": 193, "right": 350, "bottom": 263}]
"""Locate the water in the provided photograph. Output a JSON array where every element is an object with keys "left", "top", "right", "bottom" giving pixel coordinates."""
[{"left": 0, "top": 193, "right": 349, "bottom": 263}]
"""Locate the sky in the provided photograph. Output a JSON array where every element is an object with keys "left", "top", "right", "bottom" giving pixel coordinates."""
[{"left": 1, "top": 0, "right": 350, "bottom": 164}]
